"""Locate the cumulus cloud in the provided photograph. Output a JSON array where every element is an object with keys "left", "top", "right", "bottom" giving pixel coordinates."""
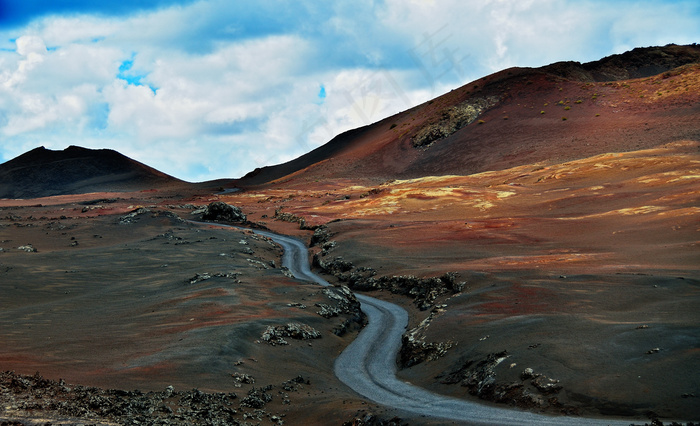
[{"left": 0, "top": 0, "right": 699, "bottom": 181}]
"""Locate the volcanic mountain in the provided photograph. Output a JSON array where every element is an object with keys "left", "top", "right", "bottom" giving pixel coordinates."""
[
  {"left": 219, "top": 44, "right": 700, "bottom": 420},
  {"left": 239, "top": 44, "right": 700, "bottom": 186},
  {"left": 0, "top": 145, "right": 184, "bottom": 199},
  {"left": 1, "top": 44, "right": 699, "bottom": 425}
]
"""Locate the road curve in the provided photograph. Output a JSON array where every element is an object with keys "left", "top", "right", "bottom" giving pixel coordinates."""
[{"left": 199, "top": 222, "right": 642, "bottom": 425}]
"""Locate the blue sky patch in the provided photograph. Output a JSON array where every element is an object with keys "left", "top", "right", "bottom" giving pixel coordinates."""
[
  {"left": 316, "top": 85, "right": 327, "bottom": 104},
  {"left": 117, "top": 57, "right": 156, "bottom": 93},
  {"left": 0, "top": 0, "right": 199, "bottom": 28}
]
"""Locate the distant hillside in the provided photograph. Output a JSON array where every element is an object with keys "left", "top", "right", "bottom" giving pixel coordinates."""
[
  {"left": 0, "top": 146, "right": 184, "bottom": 199},
  {"left": 238, "top": 44, "right": 700, "bottom": 187}
]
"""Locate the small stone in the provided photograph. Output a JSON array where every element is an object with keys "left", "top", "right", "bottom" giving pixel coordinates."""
[
  {"left": 521, "top": 368, "right": 535, "bottom": 380},
  {"left": 532, "top": 375, "right": 562, "bottom": 394}
]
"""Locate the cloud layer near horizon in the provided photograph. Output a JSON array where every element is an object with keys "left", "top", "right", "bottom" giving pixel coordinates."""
[{"left": 1, "top": 0, "right": 698, "bottom": 182}]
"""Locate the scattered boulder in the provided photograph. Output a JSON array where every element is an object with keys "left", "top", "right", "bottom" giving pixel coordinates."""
[
  {"left": 273, "top": 207, "right": 317, "bottom": 230},
  {"left": 450, "top": 351, "right": 509, "bottom": 396},
  {"left": 314, "top": 252, "right": 465, "bottom": 310},
  {"left": 342, "top": 412, "right": 406, "bottom": 426},
  {"left": 310, "top": 225, "right": 333, "bottom": 247},
  {"left": 261, "top": 322, "right": 321, "bottom": 346},
  {"left": 118, "top": 207, "right": 184, "bottom": 225},
  {"left": 315, "top": 285, "right": 365, "bottom": 336},
  {"left": 520, "top": 367, "right": 537, "bottom": 380},
  {"left": 439, "top": 357, "right": 573, "bottom": 412},
  {"left": 399, "top": 304, "right": 454, "bottom": 368},
  {"left": 202, "top": 201, "right": 246, "bottom": 222},
  {"left": 281, "top": 375, "right": 309, "bottom": 392},
  {"left": 532, "top": 375, "right": 562, "bottom": 394},
  {"left": 0, "top": 371, "right": 239, "bottom": 425},
  {"left": 240, "top": 386, "right": 272, "bottom": 409},
  {"left": 231, "top": 372, "right": 255, "bottom": 387},
  {"left": 186, "top": 272, "right": 239, "bottom": 285},
  {"left": 191, "top": 205, "right": 208, "bottom": 215},
  {"left": 316, "top": 285, "right": 362, "bottom": 318},
  {"left": 118, "top": 207, "right": 150, "bottom": 224}
]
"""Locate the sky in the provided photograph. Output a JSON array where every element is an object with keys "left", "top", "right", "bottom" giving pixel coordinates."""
[{"left": 0, "top": 1, "right": 698, "bottom": 182}]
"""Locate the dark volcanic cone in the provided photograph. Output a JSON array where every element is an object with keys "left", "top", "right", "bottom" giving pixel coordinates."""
[{"left": 0, "top": 145, "right": 184, "bottom": 199}]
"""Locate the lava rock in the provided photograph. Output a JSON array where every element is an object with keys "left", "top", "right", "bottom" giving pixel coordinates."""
[
  {"left": 261, "top": 322, "right": 322, "bottom": 345},
  {"left": 202, "top": 201, "right": 246, "bottom": 222}
]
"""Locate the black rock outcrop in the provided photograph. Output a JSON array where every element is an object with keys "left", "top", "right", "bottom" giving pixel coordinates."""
[{"left": 202, "top": 201, "right": 246, "bottom": 222}]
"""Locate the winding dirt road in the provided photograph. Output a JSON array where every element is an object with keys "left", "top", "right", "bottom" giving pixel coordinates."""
[{"left": 212, "top": 224, "right": 645, "bottom": 425}]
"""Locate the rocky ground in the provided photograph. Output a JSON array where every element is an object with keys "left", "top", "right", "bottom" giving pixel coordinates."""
[
  {"left": 0, "top": 194, "right": 416, "bottom": 425},
  {"left": 1, "top": 142, "right": 698, "bottom": 424},
  {"left": 221, "top": 140, "right": 700, "bottom": 422},
  {"left": 0, "top": 369, "right": 412, "bottom": 426}
]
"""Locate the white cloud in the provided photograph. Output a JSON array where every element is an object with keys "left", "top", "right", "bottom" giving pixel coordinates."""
[{"left": 16, "top": 35, "right": 47, "bottom": 56}]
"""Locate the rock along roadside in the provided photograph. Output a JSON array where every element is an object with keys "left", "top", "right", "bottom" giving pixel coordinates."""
[{"left": 203, "top": 222, "right": 649, "bottom": 425}]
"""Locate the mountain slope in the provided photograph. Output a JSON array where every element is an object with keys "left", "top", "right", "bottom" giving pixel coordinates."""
[
  {"left": 238, "top": 44, "right": 700, "bottom": 187},
  {"left": 0, "top": 145, "right": 184, "bottom": 199}
]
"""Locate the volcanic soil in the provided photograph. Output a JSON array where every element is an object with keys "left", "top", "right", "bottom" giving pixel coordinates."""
[
  {"left": 1, "top": 45, "right": 699, "bottom": 425},
  {"left": 222, "top": 49, "right": 700, "bottom": 422},
  {"left": 0, "top": 189, "right": 400, "bottom": 425},
  {"left": 223, "top": 141, "right": 700, "bottom": 422}
]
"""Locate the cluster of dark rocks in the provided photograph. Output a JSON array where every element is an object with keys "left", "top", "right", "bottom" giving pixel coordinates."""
[
  {"left": 398, "top": 305, "right": 454, "bottom": 368},
  {"left": 437, "top": 352, "right": 577, "bottom": 414},
  {"left": 260, "top": 322, "right": 322, "bottom": 346},
  {"left": 314, "top": 254, "right": 464, "bottom": 311},
  {"left": 310, "top": 225, "right": 463, "bottom": 369},
  {"left": 118, "top": 207, "right": 152, "bottom": 225},
  {"left": 311, "top": 226, "right": 465, "bottom": 311},
  {"left": 201, "top": 201, "right": 246, "bottom": 223},
  {"left": 1, "top": 371, "right": 239, "bottom": 425},
  {"left": 0, "top": 370, "right": 319, "bottom": 425},
  {"left": 342, "top": 411, "right": 405, "bottom": 426},
  {"left": 186, "top": 272, "right": 239, "bottom": 285},
  {"left": 315, "top": 285, "right": 365, "bottom": 336},
  {"left": 118, "top": 208, "right": 185, "bottom": 225},
  {"left": 272, "top": 207, "right": 320, "bottom": 231}
]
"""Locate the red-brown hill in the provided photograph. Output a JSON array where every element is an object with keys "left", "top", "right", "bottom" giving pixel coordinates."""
[
  {"left": 238, "top": 44, "right": 700, "bottom": 187},
  {"left": 0, "top": 145, "right": 185, "bottom": 199}
]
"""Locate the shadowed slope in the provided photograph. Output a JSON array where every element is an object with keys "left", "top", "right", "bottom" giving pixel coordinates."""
[{"left": 0, "top": 145, "right": 184, "bottom": 199}]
